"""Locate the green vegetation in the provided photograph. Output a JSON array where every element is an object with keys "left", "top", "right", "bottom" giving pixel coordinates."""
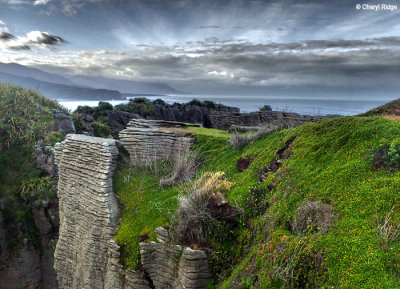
[
  {"left": 0, "top": 83, "right": 64, "bottom": 149},
  {"left": 91, "top": 120, "right": 112, "bottom": 137},
  {"left": 360, "top": 98, "right": 400, "bottom": 117},
  {"left": 188, "top": 126, "right": 229, "bottom": 138},
  {"left": 113, "top": 162, "right": 181, "bottom": 268},
  {"left": 114, "top": 97, "right": 155, "bottom": 117},
  {"left": 0, "top": 83, "right": 62, "bottom": 251},
  {"left": 114, "top": 116, "right": 400, "bottom": 288}
]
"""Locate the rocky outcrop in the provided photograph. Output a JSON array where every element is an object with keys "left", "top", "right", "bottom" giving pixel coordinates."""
[
  {"left": 52, "top": 109, "right": 75, "bottom": 134},
  {"left": 32, "top": 200, "right": 59, "bottom": 289},
  {"left": 140, "top": 227, "right": 212, "bottom": 289},
  {"left": 53, "top": 134, "right": 119, "bottom": 289},
  {"left": 152, "top": 104, "right": 240, "bottom": 127},
  {"left": 106, "top": 111, "right": 141, "bottom": 135},
  {"left": 104, "top": 240, "right": 151, "bottom": 289},
  {"left": 0, "top": 201, "right": 43, "bottom": 289},
  {"left": 119, "top": 119, "right": 194, "bottom": 164},
  {"left": 34, "top": 140, "right": 58, "bottom": 178},
  {"left": 209, "top": 110, "right": 324, "bottom": 130}
]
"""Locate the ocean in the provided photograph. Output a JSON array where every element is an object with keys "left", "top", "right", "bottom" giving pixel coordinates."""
[{"left": 59, "top": 94, "right": 396, "bottom": 116}]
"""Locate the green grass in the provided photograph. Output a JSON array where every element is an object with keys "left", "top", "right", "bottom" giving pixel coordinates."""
[
  {"left": 113, "top": 162, "right": 182, "bottom": 268},
  {"left": 114, "top": 115, "right": 400, "bottom": 288},
  {"left": 188, "top": 126, "right": 229, "bottom": 138}
]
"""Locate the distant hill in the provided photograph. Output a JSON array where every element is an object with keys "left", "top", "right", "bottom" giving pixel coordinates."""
[
  {"left": 0, "top": 71, "right": 123, "bottom": 100},
  {"left": 0, "top": 62, "right": 184, "bottom": 98},
  {"left": 67, "top": 74, "right": 184, "bottom": 95},
  {"left": 360, "top": 97, "right": 400, "bottom": 117},
  {"left": 0, "top": 62, "right": 76, "bottom": 86}
]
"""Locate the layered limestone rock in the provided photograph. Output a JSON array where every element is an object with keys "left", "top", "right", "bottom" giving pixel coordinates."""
[
  {"left": 53, "top": 134, "right": 119, "bottom": 289},
  {"left": 140, "top": 227, "right": 212, "bottom": 289},
  {"left": 209, "top": 110, "right": 324, "bottom": 130},
  {"left": 119, "top": 119, "right": 194, "bottom": 164},
  {"left": 104, "top": 240, "right": 151, "bottom": 289}
]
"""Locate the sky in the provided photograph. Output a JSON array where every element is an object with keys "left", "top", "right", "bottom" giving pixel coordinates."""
[{"left": 1, "top": 0, "right": 400, "bottom": 96}]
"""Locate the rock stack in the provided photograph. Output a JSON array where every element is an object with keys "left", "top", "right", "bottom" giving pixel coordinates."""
[
  {"left": 53, "top": 134, "right": 119, "bottom": 289},
  {"left": 139, "top": 227, "right": 212, "bottom": 289},
  {"left": 104, "top": 240, "right": 151, "bottom": 289},
  {"left": 119, "top": 119, "right": 194, "bottom": 164}
]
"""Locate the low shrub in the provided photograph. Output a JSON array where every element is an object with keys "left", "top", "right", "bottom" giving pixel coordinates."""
[
  {"left": 20, "top": 176, "right": 56, "bottom": 202},
  {"left": 91, "top": 121, "right": 112, "bottom": 138},
  {"left": 290, "top": 200, "right": 336, "bottom": 235},
  {"left": 370, "top": 139, "right": 400, "bottom": 170},
  {"left": 45, "top": 131, "right": 65, "bottom": 145},
  {"left": 72, "top": 113, "right": 84, "bottom": 133}
]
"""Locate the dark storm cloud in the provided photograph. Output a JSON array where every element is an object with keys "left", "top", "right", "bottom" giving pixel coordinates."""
[
  {"left": 52, "top": 36, "right": 399, "bottom": 94},
  {"left": 27, "top": 31, "right": 66, "bottom": 46},
  {"left": 0, "top": 31, "right": 16, "bottom": 41},
  {"left": 0, "top": 30, "right": 66, "bottom": 51},
  {"left": 8, "top": 44, "right": 31, "bottom": 50}
]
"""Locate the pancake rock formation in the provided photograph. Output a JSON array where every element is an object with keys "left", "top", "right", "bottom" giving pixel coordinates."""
[
  {"left": 119, "top": 119, "right": 194, "bottom": 164},
  {"left": 140, "top": 227, "right": 212, "bottom": 289},
  {"left": 53, "top": 134, "right": 120, "bottom": 289}
]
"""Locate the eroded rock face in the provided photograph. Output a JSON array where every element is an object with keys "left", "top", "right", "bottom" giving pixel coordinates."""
[
  {"left": 152, "top": 104, "right": 240, "bottom": 127},
  {"left": 52, "top": 109, "right": 75, "bottom": 134},
  {"left": 119, "top": 119, "right": 194, "bottom": 164},
  {"left": 140, "top": 227, "right": 212, "bottom": 289},
  {"left": 32, "top": 200, "right": 59, "bottom": 289},
  {"left": 34, "top": 140, "right": 58, "bottom": 178},
  {"left": 104, "top": 240, "right": 151, "bottom": 289},
  {"left": 0, "top": 246, "right": 42, "bottom": 289},
  {"left": 209, "top": 110, "right": 324, "bottom": 130},
  {"left": 53, "top": 134, "right": 119, "bottom": 289}
]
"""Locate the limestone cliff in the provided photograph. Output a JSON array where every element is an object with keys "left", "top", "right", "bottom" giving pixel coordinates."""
[
  {"left": 53, "top": 134, "right": 120, "bottom": 289},
  {"left": 208, "top": 110, "right": 324, "bottom": 130},
  {"left": 140, "top": 227, "right": 212, "bottom": 289},
  {"left": 53, "top": 127, "right": 211, "bottom": 289},
  {"left": 119, "top": 119, "right": 194, "bottom": 164}
]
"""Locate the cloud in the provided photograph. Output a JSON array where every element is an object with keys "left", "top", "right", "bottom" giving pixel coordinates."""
[
  {"left": 27, "top": 31, "right": 66, "bottom": 45},
  {"left": 2, "top": 35, "right": 399, "bottom": 97},
  {"left": 7, "top": 44, "right": 31, "bottom": 50},
  {"left": 198, "top": 25, "right": 221, "bottom": 29},
  {"left": 34, "top": 0, "right": 51, "bottom": 5},
  {"left": 0, "top": 31, "right": 16, "bottom": 41},
  {"left": 0, "top": 29, "right": 66, "bottom": 51}
]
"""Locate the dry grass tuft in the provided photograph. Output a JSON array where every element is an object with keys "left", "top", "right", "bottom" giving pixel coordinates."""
[{"left": 291, "top": 200, "right": 336, "bottom": 235}]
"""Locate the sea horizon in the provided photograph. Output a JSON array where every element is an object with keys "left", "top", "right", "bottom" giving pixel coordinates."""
[{"left": 59, "top": 94, "right": 396, "bottom": 116}]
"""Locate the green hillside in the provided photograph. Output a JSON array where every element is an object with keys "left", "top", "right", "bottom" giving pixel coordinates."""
[
  {"left": 360, "top": 98, "right": 400, "bottom": 118},
  {"left": 0, "top": 83, "right": 62, "bottom": 251},
  {"left": 114, "top": 116, "right": 400, "bottom": 288}
]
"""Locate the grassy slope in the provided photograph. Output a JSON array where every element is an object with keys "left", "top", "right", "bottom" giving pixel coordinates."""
[
  {"left": 114, "top": 116, "right": 400, "bottom": 288},
  {"left": 360, "top": 97, "right": 400, "bottom": 117},
  {"left": 0, "top": 83, "right": 64, "bottom": 250}
]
